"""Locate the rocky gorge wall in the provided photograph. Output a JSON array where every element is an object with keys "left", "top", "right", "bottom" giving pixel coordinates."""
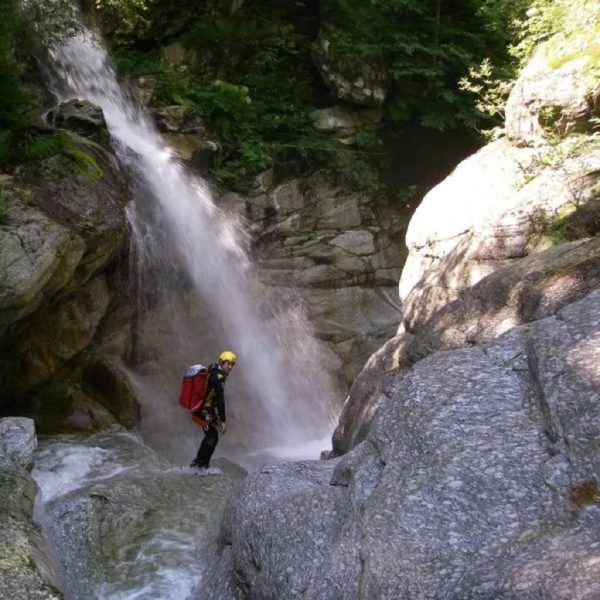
[
  {"left": 0, "top": 105, "right": 140, "bottom": 433},
  {"left": 0, "top": 2, "right": 599, "bottom": 598},
  {"left": 0, "top": 22, "right": 411, "bottom": 431},
  {"left": 201, "top": 16, "right": 600, "bottom": 600}
]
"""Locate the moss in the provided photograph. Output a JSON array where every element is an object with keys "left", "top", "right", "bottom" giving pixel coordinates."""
[
  {"left": 26, "top": 133, "right": 104, "bottom": 181},
  {"left": 0, "top": 190, "right": 8, "bottom": 225},
  {"left": 62, "top": 145, "right": 104, "bottom": 181},
  {"left": 545, "top": 23, "right": 600, "bottom": 70}
]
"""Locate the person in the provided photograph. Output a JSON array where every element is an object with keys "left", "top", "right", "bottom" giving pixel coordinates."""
[{"left": 190, "top": 350, "right": 237, "bottom": 470}]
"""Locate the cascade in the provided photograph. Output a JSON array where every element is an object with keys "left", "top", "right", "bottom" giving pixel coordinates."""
[
  {"left": 31, "top": 9, "right": 339, "bottom": 463},
  {"left": 15, "top": 6, "right": 344, "bottom": 597}
]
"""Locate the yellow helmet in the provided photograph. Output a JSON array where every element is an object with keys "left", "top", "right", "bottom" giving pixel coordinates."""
[{"left": 219, "top": 350, "right": 237, "bottom": 364}]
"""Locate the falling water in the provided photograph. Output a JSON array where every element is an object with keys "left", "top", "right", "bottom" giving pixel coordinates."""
[{"left": 32, "top": 8, "right": 339, "bottom": 463}]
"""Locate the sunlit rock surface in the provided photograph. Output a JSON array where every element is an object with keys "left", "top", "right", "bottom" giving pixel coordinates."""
[
  {"left": 399, "top": 136, "right": 600, "bottom": 328},
  {"left": 206, "top": 290, "right": 600, "bottom": 599},
  {"left": 400, "top": 22, "right": 600, "bottom": 328},
  {"left": 333, "top": 234, "right": 600, "bottom": 455},
  {"left": 506, "top": 11, "right": 600, "bottom": 147}
]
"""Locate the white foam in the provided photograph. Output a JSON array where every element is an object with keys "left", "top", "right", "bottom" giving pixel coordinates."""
[{"left": 32, "top": 442, "right": 124, "bottom": 502}]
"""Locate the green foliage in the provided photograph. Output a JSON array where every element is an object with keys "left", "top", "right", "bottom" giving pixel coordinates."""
[
  {"left": 507, "top": 0, "right": 600, "bottom": 83},
  {"left": 0, "top": 131, "right": 11, "bottom": 161},
  {"left": 25, "top": 134, "right": 65, "bottom": 160},
  {"left": 92, "top": 0, "right": 151, "bottom": 37},
  {"left": 113, "top": 3, "right": 335, "bottom": 186},
  {"left": 25, "top": 133, "right": 104, "bottom": 180},
  {"left": 0, "top": 0, "right": 35, "bottom": 147},
  {"left": 510, "top": 0, "right": 570, "bottom": 64},
  {"left": 321, "top": 0, "right": 529, "bottom": 130},
  {"left": 458, "top": 58, "right": 514, "bottom": 123},
  {"left": 353, "top": 132, "right": 379, "bottom": 151},
  {"left": 459, "top": 0, "right": 600, "bottom": 127},
  {"left": 113, "top": 46, "right": 162, "bottom": 78},
  {"left": 110, "top": 0, "right": 573, "bottom": 184}
]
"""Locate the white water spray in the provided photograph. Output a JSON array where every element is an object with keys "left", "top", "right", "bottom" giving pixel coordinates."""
[{"left": 41, "top": 22, "right": 339, "bottom": 461}]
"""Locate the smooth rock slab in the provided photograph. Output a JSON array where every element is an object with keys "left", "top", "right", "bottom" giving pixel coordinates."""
[{"left": 207, "top": 290, "right": 600, "bottom": 599}]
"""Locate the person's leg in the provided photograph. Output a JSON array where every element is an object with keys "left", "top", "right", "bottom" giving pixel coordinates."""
[{"left": 191, "top": 424, "right": 219, "bottom": 468}]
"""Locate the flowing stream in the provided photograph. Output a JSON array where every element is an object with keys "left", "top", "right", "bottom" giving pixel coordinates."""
[{"left": 21, "top": 4, "right": 343, "bottom": 598}]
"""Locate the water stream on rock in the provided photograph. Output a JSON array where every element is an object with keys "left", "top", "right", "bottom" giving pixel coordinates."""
[
  {"left": 22, "top": 4, "right": 342, "bottom": 598},
  {"left": 32, "top": 430, "right": 245, "bottom": 600}
]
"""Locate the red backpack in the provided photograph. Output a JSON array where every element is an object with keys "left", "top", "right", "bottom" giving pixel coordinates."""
[{"left": 179, "top": 364, "right": 209, "bottom": 419}]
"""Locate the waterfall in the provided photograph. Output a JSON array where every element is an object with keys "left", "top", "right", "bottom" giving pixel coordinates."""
[{"left": 33, "top": 10, "right": 339, "bottom": 463}]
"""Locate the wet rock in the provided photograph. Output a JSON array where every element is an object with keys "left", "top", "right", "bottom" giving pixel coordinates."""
[
  {"left": 2, "top": 275, "right": 111, "bottom": 396},
  {"left": 0, "top": 183, "right": 85, "bottom": 330},
  {"left": 0, "top": 126, "right": 129, "bottom": 423},
  {"left": 37, "top": 432, "right": 243, "bottom": 600},
  {"left": 133, "top": 76, "right": 157, "bottom": 105},
  {"left": 46, "top": 100, "right": 107, "bottom": 145},
  {"left": 208, "top": 290, "right": 600, "bottom": 599},
  {"left": 153, "top": 105, "right": 188, "bottom": 132},
  {"left": 0, "top": 418, "right": 37, "bottom": 470},
  {"left": 0, "top": 418, "right": 62, "bottom": 599},
  {"left": 80, "top": 355, "right": 141, "bottom": 429}
]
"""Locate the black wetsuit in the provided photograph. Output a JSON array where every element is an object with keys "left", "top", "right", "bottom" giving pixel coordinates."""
[{"left": 192, "top": 363, "right": 227, "bottom": 468}]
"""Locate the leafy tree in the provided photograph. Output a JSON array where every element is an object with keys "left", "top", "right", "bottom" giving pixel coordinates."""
[
  {"left": 319, "top": 0, "right": 530, "bottom": 130},
  {"left": 461, "top": 0, "right": 599, "bottom": 126},
  {"left": 0, "top": 0, "right": 34, "bottom": 161}
]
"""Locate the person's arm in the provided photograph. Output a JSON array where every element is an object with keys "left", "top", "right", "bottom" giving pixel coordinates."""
[{"left": 215, "top": 377, "right": 226, "bottom": 424}]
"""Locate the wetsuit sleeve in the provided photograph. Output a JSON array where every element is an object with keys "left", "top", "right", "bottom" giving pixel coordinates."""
[
  {"left": 215, "top": 384, "right": 226, "bottom": 423},
  {"left": 207, "top": 369, "right": 226, "bottom": 422}
]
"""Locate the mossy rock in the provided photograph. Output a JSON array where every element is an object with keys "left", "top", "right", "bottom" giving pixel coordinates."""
[
  {"left": 15, "top": 380, "right": 121, "bottom": 435},
  {"left": 46, "top": 100, "right": 110, "bottom": 148},
  {"left": 550, "top": 195, "right": 600, "bottom": 241},
  {"left": 81, "top": 355, "right": 141, "bottom": 429}
]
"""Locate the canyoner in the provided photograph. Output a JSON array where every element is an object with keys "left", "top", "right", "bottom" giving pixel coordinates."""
[{"left": 184, "top": 351, "right": 237, "bottom": 471}]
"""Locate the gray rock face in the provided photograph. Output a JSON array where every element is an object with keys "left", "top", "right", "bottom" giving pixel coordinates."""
[
  {"left": 235, "top": 170, "right": 406, "bottom": 382},
  {"left": 331, "top": 331, "right": 414, "bottom": 456},
  {"left": 0, "top": 417, "right": 37, "bottom": 470},
  {"left": 0, "top": 418, "right": 62, "bottom": 599},
  {"left": 208, "top": 290, "right": 600, "bottom": 599},
  {"left": 0, "top": 185, "right": 85, "bottom": 329},
  {"left": 46, "top": 100, "right": 107, "bottom": 144},
  {"left": 0, "top": 109, "right": 135, "bottom": 430},
  {"left": 400, "top": 16, "right": 600, "bottom": 324},
  {"left": 35, "top": 432, "right": 244, "bottom": 600},
  {"left": 4, "top": 275, "right": 111, "bottom": 396},
  {"left": 334, "top": 236, "right": 600, "bottom": 455},
  {"left": 310, "top": 105, "right": 383, "bottom": 140},
  {"left": 406, "top": 236, "right": 600, "bottom": 358}
]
